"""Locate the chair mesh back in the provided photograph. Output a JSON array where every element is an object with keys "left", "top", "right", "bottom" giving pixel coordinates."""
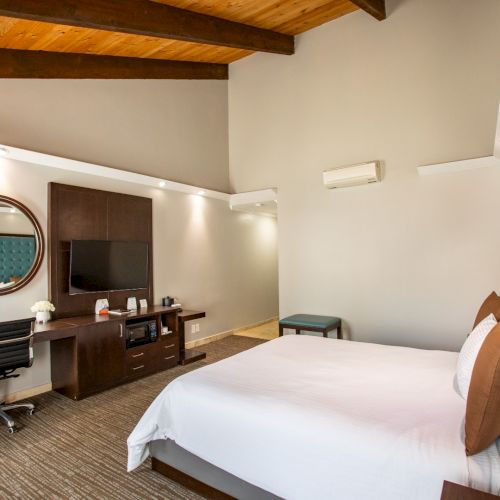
[{"left": 0, "top": 319, "right": 32, "bottom": 374}]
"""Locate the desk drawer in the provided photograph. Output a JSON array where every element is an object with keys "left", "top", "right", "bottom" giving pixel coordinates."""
[
  {"left": 126, "top": 339, "right": 179, "bottom": 378},
  {"left": 158, "top": 338, "right": 179, "bottom": 355},
  {"left": 126, "top": 343, "right": 156, "bottom": 377},
  {"left": 154, "top": 338, "right": 179, "bottom": 369},
  {"left": 126, "top": 343, "right": 156, "bottom": 361}
]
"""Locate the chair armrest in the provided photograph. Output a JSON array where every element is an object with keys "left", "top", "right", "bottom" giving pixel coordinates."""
[{"left": 0, "top": 332, "right": 35, "bottom": 345}]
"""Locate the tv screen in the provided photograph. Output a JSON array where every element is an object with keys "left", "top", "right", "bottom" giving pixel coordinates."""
[{"left": 69, "top": 240, "right": 149, "bottom": 294}]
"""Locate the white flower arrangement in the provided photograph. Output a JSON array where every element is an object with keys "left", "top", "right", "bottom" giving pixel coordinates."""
[{"left": 30, "top": 300, "right": 56, "bottom": 313}]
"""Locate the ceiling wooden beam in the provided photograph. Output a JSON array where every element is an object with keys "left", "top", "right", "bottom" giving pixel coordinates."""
[
  {"left": 350, "top": 0, "right": 386, "bottom": 21},
  {"left": 0, "top": 49, "right": 228, "bottom": 79},
  {"left": 0, "top": 0, "right": 294, "bottom": 55}
]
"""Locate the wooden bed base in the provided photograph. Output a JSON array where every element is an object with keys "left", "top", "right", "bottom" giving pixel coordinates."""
[
  {"left": 152, "top": 457, "right": 234, "bottom": 500},
  {"left": 149, "top": 439, "right": 279, "bottom": 499},
  {"left": 152, "top": 448, "right": 492, "bottom": 500}
]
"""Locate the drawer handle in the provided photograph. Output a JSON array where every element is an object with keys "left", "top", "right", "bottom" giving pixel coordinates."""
[
  {"left": 132, "top": 365, "right": 145, "bottom": 371},
  {"left": 165, "top": 355, "right": 175, "bottom": 360},
  {"left": 165, "top": 344, "right": 175, "bottom": 349},
  {"left": 132, "top": 352, "right": 144, "bottom": 358}
]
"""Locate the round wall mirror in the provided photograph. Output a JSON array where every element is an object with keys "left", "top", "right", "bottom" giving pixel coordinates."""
[{"left": 0, "top": 195, "right": 44, "bottom": 295}]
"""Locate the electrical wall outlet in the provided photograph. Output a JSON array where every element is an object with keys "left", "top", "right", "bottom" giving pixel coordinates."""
[
  {"left": 191, "top": 324, "right": 196, "bottom": 334},
  {"left": 195, "top": 323, "right": 200, "bottom": 333}
]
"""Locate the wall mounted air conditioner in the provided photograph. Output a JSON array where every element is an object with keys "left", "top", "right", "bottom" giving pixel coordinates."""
[{"left": 323, "top": 161, "right": 381, "bottom": 189}]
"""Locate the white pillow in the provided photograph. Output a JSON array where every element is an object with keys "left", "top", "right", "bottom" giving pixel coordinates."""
[{"left": 456, "top": 313, "right": 497, "bottom": 399}]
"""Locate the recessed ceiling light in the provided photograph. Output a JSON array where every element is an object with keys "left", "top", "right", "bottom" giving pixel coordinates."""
[
  {"left": 10, "top": 208, "right": 16, "bottom": 213},
  {"left": 197, "top": 190, "right": 206, "bottom": 196},
  {"left": 255, "top": 203, "right": 263, "bottom": 207},
  {"left": 0, "top": 147, "right": 8, "bottom": 157},
  {"left": 159, "top": 181, "right": 166, "bottom": 188}
]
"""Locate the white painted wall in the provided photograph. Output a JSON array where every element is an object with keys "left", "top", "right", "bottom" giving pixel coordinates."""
[
  {"left": 0, "top": 212, "right": 35, "bottom": 235},
  {"left": 0, "top": 80, "right": 229, "bottom": 192},
  {"left": 0, "top": 159, "right": 278, "bottom": 398},
  {"left": 229, "top": 0, "right": 500, "bottom": 350}
]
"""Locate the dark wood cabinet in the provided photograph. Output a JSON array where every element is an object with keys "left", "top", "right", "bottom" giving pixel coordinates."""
[
  {"left": 45, "top": 183, "right": 179, "bottom": 399},
  {"left": 77, "top": 321, "right": 125, "bottom": 397},
  {"left": 48, "top": 307, "right": 180, "bottom": 400}
]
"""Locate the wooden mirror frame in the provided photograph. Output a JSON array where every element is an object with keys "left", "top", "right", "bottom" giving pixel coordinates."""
[{"left": 0, "top": 195, "right": 45, "bottom": 296}]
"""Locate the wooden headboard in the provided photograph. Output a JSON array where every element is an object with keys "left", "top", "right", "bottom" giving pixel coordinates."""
[{"left": 48, "top": 183, "right": 153, "bottom": 319}]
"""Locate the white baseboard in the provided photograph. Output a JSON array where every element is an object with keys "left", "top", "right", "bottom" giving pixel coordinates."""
[
  {"left": 233, "top": 316, "right": 277, "bottom": 334},
  {"left": 3, "top": 383, "right": 52, "bottom": 403},
  {"left": 185, "top": 329, "right": 234, "bottom": 349},
  {"left": 185, "top": 316, "right": 277, "bottom": 349}
]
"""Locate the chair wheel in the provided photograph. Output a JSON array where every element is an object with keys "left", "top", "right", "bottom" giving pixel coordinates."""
[
  {"left": 7, "top": 426, "right": 17, "bottom": 434},
  {"left": 26, "top": 408, "right": 35, "bottom": 416}
]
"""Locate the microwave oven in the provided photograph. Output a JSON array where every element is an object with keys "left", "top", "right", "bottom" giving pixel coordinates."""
[{"left": 126, "top": 320, "right": 157, "bottom": 348}]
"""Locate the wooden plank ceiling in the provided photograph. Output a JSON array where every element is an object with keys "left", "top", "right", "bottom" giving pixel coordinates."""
[{"left": 0, "top": 0, "right": 385, "bottom": 79}]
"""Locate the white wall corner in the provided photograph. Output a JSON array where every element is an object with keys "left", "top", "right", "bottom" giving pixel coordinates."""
[
  {"left": 494, "top": 102, "right": 500, "bottom": 159},
  {"left": 229, "top": 188, "right": 278, "bottom": 217},
  {"left": 417, "top": 156, "right": 500, "bottom": 176},
  {"left": 419, "top": 102, "right": 500, "bottom": 174}
]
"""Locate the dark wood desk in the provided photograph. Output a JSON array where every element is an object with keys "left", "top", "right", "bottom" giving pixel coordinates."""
[
  {"left": 178, "top": 310, "right": 207, "bottom": 365},
  {"left": 34, "top": 306, "right": 181, "bottom": 399},
  {"left": 34, "top": 319, "right": 78, "bottom": 342}
]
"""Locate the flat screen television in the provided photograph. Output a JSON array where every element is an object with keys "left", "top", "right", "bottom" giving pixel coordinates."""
[{"left": 69, "top": 240, "right": 149, "bottom": 295}]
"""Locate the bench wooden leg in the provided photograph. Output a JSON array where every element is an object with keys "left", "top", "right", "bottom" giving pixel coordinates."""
[
  {"left": 323, "top": 329, "right": 327, "bottom": 338},
  {"left": 295, "top": 328, "right": 301, "bottom": 335},
  {"left": 337, "top": 323, "right": 342, "bottom": 339},
  {"left": 279, "top": 324, "right": 284, "bottom": 336}
]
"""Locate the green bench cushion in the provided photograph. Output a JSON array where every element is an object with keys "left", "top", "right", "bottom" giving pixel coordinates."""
[{"left": 279, "top": 314, "right": 340, "bottom": 330}]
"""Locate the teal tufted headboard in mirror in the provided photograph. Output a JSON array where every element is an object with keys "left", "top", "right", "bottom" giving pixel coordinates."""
[
  {"left": 0, "top": 234, "right": 36, "bottom": 283},
  {"left": 0, "top": 195, "right": 44, "bottom": 295}
]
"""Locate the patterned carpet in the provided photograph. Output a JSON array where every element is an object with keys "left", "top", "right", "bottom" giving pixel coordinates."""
[{"left": 0, "top": 335, "right": 264, "bottom": 499}]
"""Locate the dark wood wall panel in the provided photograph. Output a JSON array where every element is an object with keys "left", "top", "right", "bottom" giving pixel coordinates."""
[
  {"left": 107, "top": 192, "right": 153, "bottom": 310},
  {"left": 49, "top": 183, "right": 153, "bottom": 318}
]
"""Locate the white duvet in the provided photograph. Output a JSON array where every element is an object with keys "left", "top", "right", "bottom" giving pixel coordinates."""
[{"left": 127, "top": 335, "right": 500, "bottom": 500}]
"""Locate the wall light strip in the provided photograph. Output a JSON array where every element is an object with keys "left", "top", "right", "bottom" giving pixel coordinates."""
[
  {"left": 0, "top": 144, "right": 230, "bottom": 202},
  {"left": 229, "top": 188, "right": 278, "bottom": 208}
]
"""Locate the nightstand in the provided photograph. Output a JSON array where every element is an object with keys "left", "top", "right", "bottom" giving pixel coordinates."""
[{"left": 441, "top": 481, "right": 499, "bottom": 500}]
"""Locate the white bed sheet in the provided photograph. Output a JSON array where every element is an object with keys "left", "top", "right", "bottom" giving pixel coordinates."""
[{"left": 127, "top": 335, "right": 500, "bottom": 500}]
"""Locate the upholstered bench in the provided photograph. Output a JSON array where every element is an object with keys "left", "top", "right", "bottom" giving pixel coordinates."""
[{"left": 279, "top": 314, "right": 342, "bottom": 339}]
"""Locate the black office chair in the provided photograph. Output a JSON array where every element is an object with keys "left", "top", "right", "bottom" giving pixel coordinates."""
[{"left": 0, "top": 318, "right": 36, "bottom": 433}]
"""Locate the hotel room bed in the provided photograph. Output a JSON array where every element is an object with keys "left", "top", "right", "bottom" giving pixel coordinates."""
[{"left": 127, "top": 335, "right": 500, "bottom": 500}]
